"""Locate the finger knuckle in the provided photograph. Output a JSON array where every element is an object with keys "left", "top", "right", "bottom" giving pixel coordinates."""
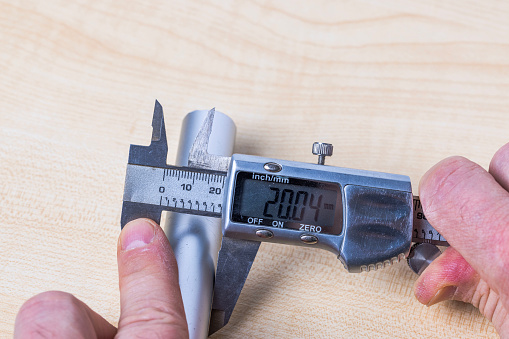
[
  {"left": 15, "top": 291, "right": 83, "bottom": 338},
  {"left": 18, "top": 291, "right": 77, "bottom": 316},
  {"left": 471, "top": 281, "right": 500, "bottom": 322}
]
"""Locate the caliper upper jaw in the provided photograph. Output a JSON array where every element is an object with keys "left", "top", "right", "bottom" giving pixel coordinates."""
[
  {"left": 187, "top": 108, "right": 231, "bottom": 172},
  {"left": 121, "top": 100, "right": 169, "bottom": 228},
  {"left": 128, "top": 100, "right": 168, "bottom": 168}
]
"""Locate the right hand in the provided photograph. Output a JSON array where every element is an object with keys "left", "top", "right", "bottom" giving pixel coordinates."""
[{"left": 414, "top": 143, "right": 509, "bottom": 337}]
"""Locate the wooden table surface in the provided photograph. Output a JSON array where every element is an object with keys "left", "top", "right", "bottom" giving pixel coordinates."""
[{"left": 1, "top": 1, "right": 508, "bottom": 338}]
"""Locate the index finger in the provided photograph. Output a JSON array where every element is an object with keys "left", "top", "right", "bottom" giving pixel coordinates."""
[{"left": 419, "top": 156, "right": 509, "bottom": 304}]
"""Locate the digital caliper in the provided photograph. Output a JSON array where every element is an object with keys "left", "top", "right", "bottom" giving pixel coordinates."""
[{"left": 121, "top": 101, "right": 447, "bottom": 337}]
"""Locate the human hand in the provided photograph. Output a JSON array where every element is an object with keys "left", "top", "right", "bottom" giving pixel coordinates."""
[
  {"left": 14, "top": 218, "right": 188, "bottom": 338},
  {"left": 414, "top": 143, "right": 509, "bottom": 337}
]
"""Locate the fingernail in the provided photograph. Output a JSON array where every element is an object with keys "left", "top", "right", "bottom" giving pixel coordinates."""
[
  {"left": 426, "top": 285, "right": 457, "bottom": 307},
  {"left": 120, "top": 219, "right": 156, "bottom": 251}
]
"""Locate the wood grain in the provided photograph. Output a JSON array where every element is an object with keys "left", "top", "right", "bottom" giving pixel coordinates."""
[{"left": 1, "top": 0, "right": 508, "bottom": 338}]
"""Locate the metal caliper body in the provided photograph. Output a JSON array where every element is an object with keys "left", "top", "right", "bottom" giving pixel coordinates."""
[{"left": 121, "top": 101, "right": 447, "bottom": 337}]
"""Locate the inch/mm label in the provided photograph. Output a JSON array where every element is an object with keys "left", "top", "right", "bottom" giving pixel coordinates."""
[{"left": 123, "top": 164, "right": 226, "bottom": 216}]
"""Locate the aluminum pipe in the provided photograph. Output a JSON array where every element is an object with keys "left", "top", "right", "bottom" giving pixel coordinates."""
[{"left": 163, "top": 110, "right": 236, "bottom": 339}]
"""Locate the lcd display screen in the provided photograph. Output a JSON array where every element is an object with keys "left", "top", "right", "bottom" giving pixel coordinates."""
[{"left": 231, "top": 172, "right": 343, "bottom": 235}]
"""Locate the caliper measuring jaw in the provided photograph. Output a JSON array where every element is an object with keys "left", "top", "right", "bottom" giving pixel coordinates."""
[
  {"left": 122, "top": 101, "right": 238, "bottom": 338},
  {"left": 185, "top": 108, "right": 260, "bottom": 335},
  {"left": 122, "top": 102, "right": 448, "bottom": 338},
  {"left": 121, "top": 100, "right": 170, "bottom": 226}
]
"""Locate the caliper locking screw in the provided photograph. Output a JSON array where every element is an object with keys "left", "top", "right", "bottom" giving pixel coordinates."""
[{"left": 312, "top": 142, "right": 333, "bottom": 165}]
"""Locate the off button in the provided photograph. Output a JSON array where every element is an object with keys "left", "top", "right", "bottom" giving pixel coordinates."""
[{"left": 300, "top": 234, "right": 318, "bottom": 244}]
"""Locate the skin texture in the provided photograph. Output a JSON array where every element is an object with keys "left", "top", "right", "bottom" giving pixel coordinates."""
[
  {"left": 13, "top": 143, "right": 509, "bottom": 338},
  {"left": 415, "top": 142, "right": 509, "bottom": 338},
  {"left": 14, "top": 219, "right": 189, "bottom": 339}
]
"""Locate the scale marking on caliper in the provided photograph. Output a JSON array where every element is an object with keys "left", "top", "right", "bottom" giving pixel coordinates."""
[
  {"left": 123, "top": 164, "right": 226, "bottom": 218},
  {"left": 412, "top": 197, "right": 447, "bottom": 246},
  {"left": 121, "top": 101, "right": 449, "bottom": 335}
]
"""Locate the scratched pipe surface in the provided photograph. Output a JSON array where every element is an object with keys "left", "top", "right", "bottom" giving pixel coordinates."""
[{"left": 163, "top": 110, "right": 236, "bottom": 339}]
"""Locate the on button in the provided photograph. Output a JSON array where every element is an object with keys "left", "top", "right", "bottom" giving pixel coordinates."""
[{"left": 256, "top": 229, "right": 274, "bottom": 239}]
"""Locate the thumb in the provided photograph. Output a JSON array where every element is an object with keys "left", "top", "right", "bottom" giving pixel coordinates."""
[
  {"left": 116, "top": 218, "right": 188, "bottom": 338},
  {"left": 414, "top": 247, "right": 478, "bottom": 307},
  {"left": 414, "top": 247, "right": 509, "bottom": 337},
  {"left": 419, "top": 156, "right": 509, "bottom": 306}
]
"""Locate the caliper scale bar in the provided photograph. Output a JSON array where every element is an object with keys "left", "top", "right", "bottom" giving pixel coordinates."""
[
  {"left": 124, "top": 163, "right": 448, "bottom": 246},
  {"left": 124, "top": 164, "right": 226, "bottom": 218}
]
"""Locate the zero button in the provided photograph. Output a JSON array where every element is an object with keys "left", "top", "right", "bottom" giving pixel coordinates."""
[{"left": 300, "top": 234, "right": 318, "bottom": 245}]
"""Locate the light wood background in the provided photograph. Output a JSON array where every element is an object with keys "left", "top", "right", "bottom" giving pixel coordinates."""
[{"left": 1, "top": 0, "right": 508, "bottom": 338}]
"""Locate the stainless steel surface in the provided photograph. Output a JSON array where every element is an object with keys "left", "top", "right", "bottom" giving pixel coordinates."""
[
  {"left": 312, "top": 142, "right": 333, "bottom": 165},
  {"left": 407, "top": 243, "right": 442, "bottom": 275},
  {"left": 223, "top": 154, "right": 413, "bottom": 266},
  {"left": 214, "top": 153, "right": 415, "bottom": 323},
  {"left": 164, "top": 109, "right": 236, "bottom": 339},
  {"left": 340, "top": 185, "right": 413, "bottom": 272}
]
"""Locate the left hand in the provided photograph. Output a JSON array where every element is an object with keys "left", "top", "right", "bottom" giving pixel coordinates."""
[{"left": 14, "top": 218, "right": 189, "bottom": 338}]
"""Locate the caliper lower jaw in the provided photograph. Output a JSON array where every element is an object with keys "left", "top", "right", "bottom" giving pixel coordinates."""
[{"left": 209, "top": 237, "right": 260, "bottom": 335}]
